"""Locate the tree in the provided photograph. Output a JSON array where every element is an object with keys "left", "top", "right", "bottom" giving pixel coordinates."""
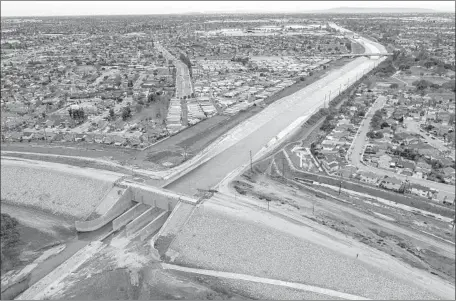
[
  {"left": 367, "top": 131, "right": 384, "bottom": 139},
  {"left": 412, "top": 79, "right": 433, "bottom": 91},
  {"left": 109, "top": 108, "right": 115, "bottom": 119},
  {"left": 436, "top": 65, "right": 446, "bottom": 76},
  {"left": 390, "top": 83, "right": 399, "bottom": 89},
  {"left": 121, "top": 106, "right": 132, "bottom": 121},
  {"left": 449, "top": 114, "right": 455, "bottom": 126},
  {"left": 424, "top": 61, "right": 434, "bottom": 69},
  {"left": 380, "top": 121, "right": 390, "bottom": 128},
  {"left": 1, "top": 213, "right": 20, "bottom": 271},
  {"left": 442, "top": 80, "right": 455, "bottom": 92}
]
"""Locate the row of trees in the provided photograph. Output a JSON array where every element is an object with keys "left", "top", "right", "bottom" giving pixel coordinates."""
[
  {"left": 370, "top": 109, "right": 386, "bottom": 130},
  {"left": 374, "top": 59, "right": 396, "bottom": 78},
  {"left": 393, "top": 49, "right": 454, "bottom": 72},
  {"left": 68, "top": 108, "right": 85, "bottom": 120},
  {"left": 411, "top": 79, "right": 455, "bottom": 92}
]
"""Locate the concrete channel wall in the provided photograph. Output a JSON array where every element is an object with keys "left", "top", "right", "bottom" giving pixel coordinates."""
[
  {"left": 75, "top": 187, "right": 134, "bottom": 232},
  {"left": 139, "top": 211, "right": 170, "bottom": 241},
  {"left": 125, "top": 207, "right": 162, "bottom": 237},
  {"left": 74, "top": 182, "right": 197, "bottom": 233},
  {"left": 112, "top": 203, "right": 149, "bottom": 231}
]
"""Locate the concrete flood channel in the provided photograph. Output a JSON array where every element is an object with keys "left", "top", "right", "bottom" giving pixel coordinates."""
[{"left": 2, "top": 181, "right": 198, "bottom": 300}]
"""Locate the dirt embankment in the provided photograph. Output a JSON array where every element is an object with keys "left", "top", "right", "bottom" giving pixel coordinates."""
[
  {"left": 1, "top": 163, "right": 115, "bottom": 220},
  {"left": 233, "top": 169, "right": 455, "bottom": 285}
]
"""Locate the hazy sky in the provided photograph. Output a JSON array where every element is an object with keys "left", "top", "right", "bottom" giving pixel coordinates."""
[{"left": 1, "top": 1, "right": 455, "bottom": 17}]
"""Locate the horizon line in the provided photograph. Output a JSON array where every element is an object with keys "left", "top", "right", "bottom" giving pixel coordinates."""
[{"left": 2, "top": 7, "right": 455, "bottom": 18}]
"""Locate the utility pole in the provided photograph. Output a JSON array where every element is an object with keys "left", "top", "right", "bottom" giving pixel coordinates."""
[
  {"left": 338, "top": 175, "right": 343, "bottom": 195},
  {"left": 43, "top": 127, "right": 47, "bottom": 143},
  {"left": 250, "top": 150, "right": 253, "bottom": 172}
]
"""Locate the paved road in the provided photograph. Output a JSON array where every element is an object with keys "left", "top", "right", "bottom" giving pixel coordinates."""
[
  {"left": 166, "top": 33, "right": 387, "bottom": 195},
  {"left": 347, "top": 97, "right": 455, "bottom": 196},
  {"left": 347, "top": 95, "right": 388, "bottom": 166},
  {"left": 155, "top": 42, "right": 193, "bottom": 99}
]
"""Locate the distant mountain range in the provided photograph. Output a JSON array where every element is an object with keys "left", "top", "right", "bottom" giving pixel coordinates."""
[
  {"left": 310, "top": 7, "right": 438, "bottom": 14},
  {"left": 200, "top": 7, "right": 447, "bottom": 15}
]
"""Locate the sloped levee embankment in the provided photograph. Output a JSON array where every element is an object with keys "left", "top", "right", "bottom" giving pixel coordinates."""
[{"left": 1, "top": 162, "right": 118, "bottom": 220}]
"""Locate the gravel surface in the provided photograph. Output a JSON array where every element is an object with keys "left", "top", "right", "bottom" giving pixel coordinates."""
[
  {"left": 1, "top": 164, "right": 113, "bottom": 220},
  {"left": 171, "top": 207, "right": 443, "bottom": 300}
]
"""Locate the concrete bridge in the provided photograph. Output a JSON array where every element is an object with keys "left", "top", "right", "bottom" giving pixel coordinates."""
[{"left": 337, "top": 53, "right": 393, "bottom": 58}]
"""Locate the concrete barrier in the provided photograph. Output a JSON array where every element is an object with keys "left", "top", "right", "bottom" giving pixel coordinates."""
[
  {"left": 139, "top": 211, "right": 170, "bottom": 241},
  {"left": 126, "top": 182, "right": 197, "bottom": 210},
  {"left": 125, "top": 207, "right": 162, "bottom": 237},
  {"left": 112, "top": 203, "right": 149, "bottom": 231},
  {"left": 75, "top": 187, "right": 134, "bottom": 232}
]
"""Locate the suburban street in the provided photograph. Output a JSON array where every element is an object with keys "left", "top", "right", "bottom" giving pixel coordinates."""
[
  {"left": 347, "top": 96, "right": 455, "bottom": 196},
  {"left": 347, "top": 95, "right": 388, "bottom": 167},
  {"left": 404, "top": 119, "right": 448, "bottom": 151}
]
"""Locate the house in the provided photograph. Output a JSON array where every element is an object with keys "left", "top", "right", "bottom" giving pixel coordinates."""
[
  {"left": 45, "top": 131, "right": 57, "bottom": 141},
  {"left": 74, "top": 133, "right": 85, "bottom": 142},
  {"left": 112, "top": 134, "right": 127, "bottom": 146},
  {"left": 377, "top": 154, "right": 393, "bottom": 169},
  {"left": 336, "top": 165, "right": 357, "bottom": 179},
  {"left": 22, "top": 129, "right": 35, "bottom": 141},
  {"left": 103, "top": 136, "right": 114, "bottom": 144},
  {"left": 435, "top": 191, "right": 455, "bottom": 206},
  {"left": 413, "top": 171, "right": 424, "bottom": 179},
  {"left": 417, "top": 147, "right": 440, "bottom": 158},
  {"left": 441, "top": 167, "right": 456, "bottom": 184},
  {"left": 399, "top": 159, "right": 416, "bottom": 173},
  {"left": 83, "top": 134, "right": 95, "bottom": 143},
  {"left": 358, "top": 171, "right": 380, "bottom": 185},
  {"left": 63, "top": 132, "right": 74, "bottom": 142},
  {"left": 45, "top": 119, "right": 56, "bottom": 128},
  {"left": 408, "top": 183, "right": 432, "bottom": 198},
  {"left": 380, "top": 176, "right": 403, "bottom": 192},
  {"left": 401, "top": 170, "right": 413, "bottom": 177},
  {"left": 128, "top": 137, "right": 141, "bottom": 147},
  {"left": 34, "top": 132, "right": 45, "bottom": 140},
  {"left": 52, "top": 132, "right": 64, "bottom": 142},
  {"left": 94, "top": 134, "right": 104, "bottom": 144}
]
